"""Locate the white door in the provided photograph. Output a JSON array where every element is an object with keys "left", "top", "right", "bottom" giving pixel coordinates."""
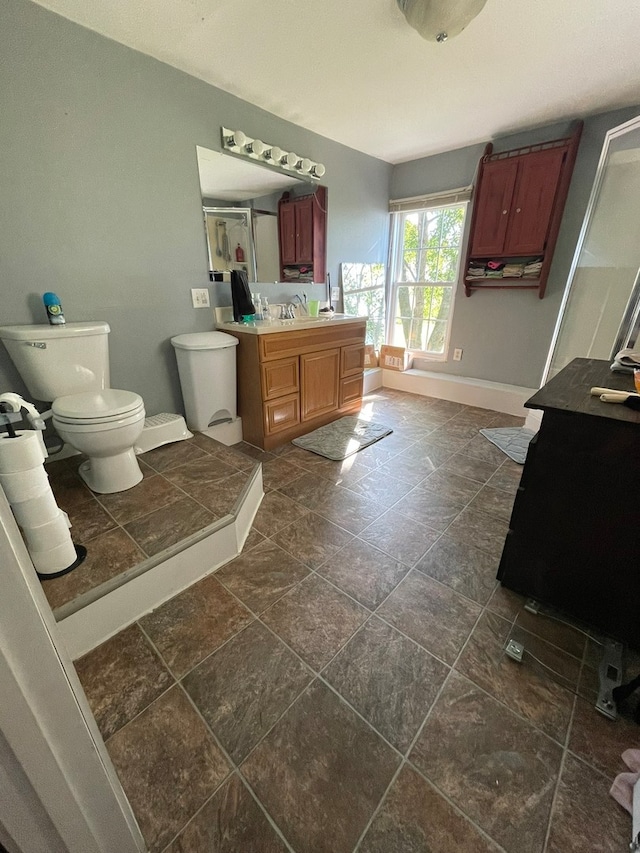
[{"left": 0, "top": 488, "right": 144, "bottom": 853}]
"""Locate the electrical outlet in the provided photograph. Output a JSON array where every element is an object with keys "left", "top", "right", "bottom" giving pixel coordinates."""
[
  {"left": 191, "top": 288, "right": 210, "bottom": 308},
  {"left": 331, "top": 287, "right": 341, "bottom": 302},
  {"left": 453, "top": 347, "right": 463, "bottom": 361}
]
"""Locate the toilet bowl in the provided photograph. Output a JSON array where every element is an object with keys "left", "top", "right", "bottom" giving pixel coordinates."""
[{"left": 52, "top": 389, "right": 145, "bottom": 494}]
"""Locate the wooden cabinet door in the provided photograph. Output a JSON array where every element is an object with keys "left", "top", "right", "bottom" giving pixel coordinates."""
[
  {"left": 295, "top": 197, "right": 314, "bottom": 262},
  {"left": 340, "top": 375, "right": 363, "bottom": 408},
  {"left": 504, "top": 148, "right": 565, "bottom": 255},
  {"left": 341, "top": 343, "right": 365, "bottom": 377},
  {"left": 279, "top": 203, "right": 296, "bottom": 264},
  {"left": 261, "top": 357, "right": 299, "bottom": 401},
  {"left": 470, "top": 158, "right": 519, "bottom": 256},
  {"left": 300, "top": 348, "right": 340, "bottom": 421}
]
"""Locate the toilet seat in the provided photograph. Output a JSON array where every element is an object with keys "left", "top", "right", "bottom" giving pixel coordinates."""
[{"left": 53, "top": 389, "right": 144, "bottom": 423}]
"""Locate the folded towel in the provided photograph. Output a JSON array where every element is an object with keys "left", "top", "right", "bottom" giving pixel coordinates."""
[{"left": 614, "top": 348, "right": 640, "bottom": 367}]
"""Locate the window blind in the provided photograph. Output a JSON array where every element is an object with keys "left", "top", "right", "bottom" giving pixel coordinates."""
[{"left": 389, "top": 185, "right": 473, "bottom": 213}]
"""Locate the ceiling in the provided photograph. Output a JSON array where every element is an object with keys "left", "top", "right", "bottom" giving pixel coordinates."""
[{"left": 32, "top": 0, "right": 640, "bottom": 163}]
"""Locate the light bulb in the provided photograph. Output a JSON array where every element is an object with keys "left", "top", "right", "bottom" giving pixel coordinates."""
[
  {"left": 298, "top": 158, "right": 313, "bottom": 173},
  {"left": 224, "top": 130, "right": 246, "bottom": 148},
  {"left": 284, "top": 152, "right": 299, "bottom": 169},
  {"left": 311, "top": 163, "right": 326, "bottom": 178},
  {"left": 246, "top": 139, "right": 265, "bottom": 156}
]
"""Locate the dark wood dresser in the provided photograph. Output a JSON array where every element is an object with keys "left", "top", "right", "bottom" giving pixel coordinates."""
[{"left": 498, "top": 358, "right": 640, "bottom": 647}]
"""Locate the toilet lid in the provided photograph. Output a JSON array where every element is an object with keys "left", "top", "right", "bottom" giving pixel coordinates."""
[{"left": 53, "top": 389, "right": 143, "bottom": 421}]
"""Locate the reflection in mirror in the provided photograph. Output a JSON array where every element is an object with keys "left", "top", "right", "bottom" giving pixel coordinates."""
[{"left": 196, "top": 146, "right": 314, "bottom": 283}]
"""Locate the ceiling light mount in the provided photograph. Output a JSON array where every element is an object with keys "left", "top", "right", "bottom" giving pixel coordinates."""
[
  {"left": 221, "top": 127, "right": 326, "bottom": 182},
  {"left": 396, "top": 0, "right": 488, "bottom": 42}
]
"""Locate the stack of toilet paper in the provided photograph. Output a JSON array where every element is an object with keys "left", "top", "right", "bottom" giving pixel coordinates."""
[{"left": 0, "top": 430, "right": 77, "bottom": 575}]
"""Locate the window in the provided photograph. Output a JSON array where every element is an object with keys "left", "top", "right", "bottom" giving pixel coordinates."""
[
  {"left": 388, "top": 198, "right": 468, "bottom": 359},
  {"left": 341, "top": 262, "right": 386, "bottom": 350}
]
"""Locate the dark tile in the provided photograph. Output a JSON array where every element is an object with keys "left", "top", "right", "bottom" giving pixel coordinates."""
[
  {"left": 314, "top": 488, "right": 387, "bottom": 534},
  {"left": 43, "top": 528, "right": 146, "bottom": 610},
  {"left": 487, "top": 584, "right": 525, "bottom": 620},
  {"left": 278, "top": 470, "right": 337, "bottom": 506},
  {"left": 261, "top": 456, "right": 305, "bottom": 491},
  {"left": 165, "top": 774, "right": 289, "bottom": 853},
  {"left": 75, "top": 624, "right": 173, "bottom": 739},
  {"left": 233, "top": 441, "right": 276, "bottom": 464},
  {"left": 184, "top": 470, "right": 251, "bottom": 516},
  {"left": 183, "top": 621, "right": 312, "bottom": 762},
  {"left": 140, "top": 440, "right": 208, "bottom": 473},
  {"left": 411, "top": 672, "right": 562, "bottom": 853},
  {"left": 468, "top": 484, "right": 515, "bottom": 520},
  {"left": 378, "top": 571, "right": 481, "bottom": 664},
  {"left": 392, "top": 489, "right": 465, "bottom": 532},
  {"left": 486, "top": 462, "right": 523, "bottom": 496},
  {"left": 242, "top": 680, "right": 400, "bottom": 853},
  {"left": 376, "top": 450, "right": 444, "bottom": 485},
  {"left": 415, "top": 534, "right": 499, "bottom": 605},
  {"left": 316, "top": 539, "right": 409, "bottom": 609},
  {"left": 456, "top": 611, "right": 578, "bottom": 743},
  {"left": 359, "top": 508, "right": 441, "bottom": 566},
  {"left": 261, "top": 574, "right": 368, "bottom": 670},
  {"left": 546, "top": 754, "right": 629, "bottom": 853},
  {"left": 163, "top": 455, "right": 239, "bottom": 491},
  {"left": 360, "top": 765, "right": 500, "bottom": 853},
  {"left": 106, "top": 686, "right": 230, "bottom": 853},
  {"left": 270, "top": 511, "right": 352, "bottom": 570},
  {"left": 139, "top": 574, "right": 253, "bottom": 678},
  {"left": 513, "top": 608, "right": 586, "bottom": 660},
  {"left": 48, "top": 466, "right": 92, "bottom": 510},
  {"left": 345, "top": 469, "right": 414, "bottom": 504},
  {"left": 446, "top": 506, "right": 509, "bottom": 561},
  {"left": 324, "top": 617, "right": 448, "bottom": 751},
  {"left": 419, "top": 469, "right": 481, "bottom": 504},
  {"left": 422, "top": 428, "right": 471, "bottom": 453},
  {"left": 124, "top": 496, "right": 215, "bottom": 557},
  {"left": 216, "top": 539, "right": 309, "bottom": 614},
  {"left": 568, "top": 696, "right": 640, "bottom": 779},
  {"left": 211, "top": 444, "right": 255, "bottom": 471},
  {"left": 490, "top": 413, "right": 526, "bottom": 428},
  {"left": 67, "top": 496, "right": 117, "bottom": 541},
  {"left": 242, "top": 526, "right": 265, "bottom": 551},
  {"left": 463, "top": 433, "right": 510, "bottom": 465},
  {"left": 252, "top": 489, "right": 309, "bottom": 536},
  {"left": 441, "top": 453, "right": 499, "bottom": 484},
  {"left": 95, "top": 474, "right": 183, "bottom": 524},
  {"left": 427, "top": 399, "right": 467, "bottom": 418}
]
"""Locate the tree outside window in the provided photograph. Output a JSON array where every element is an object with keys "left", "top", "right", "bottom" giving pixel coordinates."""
[{"left": 341, "top": 263, "right": 385, "bottom": 350}]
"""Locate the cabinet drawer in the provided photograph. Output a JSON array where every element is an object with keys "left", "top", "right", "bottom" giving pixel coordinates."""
[
  {"left": 264, "top": 393, "right": 300, "bottom": 435},
  {"left": 340, "top": 374, "right": 363, "bottom": 408},
  {"left": 341, "top": 343, "right": 365, "bottom": 377},
  {"left": 261, "top": 357, "right": 299, "bottom": 401}
]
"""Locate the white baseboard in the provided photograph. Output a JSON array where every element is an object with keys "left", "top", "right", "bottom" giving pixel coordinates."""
[
  {"left": 382, "top": 368, "right": 536, "bottom": 417},
  {"left": 56, "top": 465, "right": 263, "bottom": 659},
  {"left": 363, "top": 368, "right": 383, "bottom": 394}
]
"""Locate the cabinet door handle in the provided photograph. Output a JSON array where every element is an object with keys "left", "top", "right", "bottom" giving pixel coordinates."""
[
  {"left": 502, "top": 210, "right": 508, "bottom": 215},
  {"left": 516, "top": 207, "right": 521, "bottom": 213}
]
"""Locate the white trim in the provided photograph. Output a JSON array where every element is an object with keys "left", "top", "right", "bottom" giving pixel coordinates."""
[
  {"left": 389, "top": 184, "right": 473, "bottom": 212},
  {"left": 57, "top": 468, "right": 263, "bottom": 659},
  {"left": 363, "top": 367, "right": 383, "bottom": 393},
  {"left": 0, "top": 489, "right": 144, "bottom": 853},
  {"left": 382, "top": 368, "right": 535, "bottom": 417}
]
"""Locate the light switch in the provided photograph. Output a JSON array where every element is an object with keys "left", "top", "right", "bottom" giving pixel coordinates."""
[
  {"left": 453, "top": 348, "right": 463, "bottom": 361},
  {"left": 331, "top": 287, "right": 341, "bottom": 302},
  {"left": 191, "top": 288, "right": 210, "bottom": 308}
]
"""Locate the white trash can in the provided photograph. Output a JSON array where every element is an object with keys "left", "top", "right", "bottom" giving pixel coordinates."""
[{"left": 170, "top": 332, "right": 239, "bottom": 431}]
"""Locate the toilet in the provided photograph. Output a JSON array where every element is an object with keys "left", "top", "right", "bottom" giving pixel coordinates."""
[{"left": 0, "top": 322, "right": 145, "bottom": 494}]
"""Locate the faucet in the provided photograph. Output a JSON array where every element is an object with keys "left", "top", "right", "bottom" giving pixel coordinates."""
[
  {"left": 280, "top": 304, "right": 297, "bottom": 320},
  {"left": 291, "top": 293, "right": 308, "bottom": 315}
]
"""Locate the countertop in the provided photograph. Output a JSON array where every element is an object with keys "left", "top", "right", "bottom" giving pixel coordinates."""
[
  {"left": 215, "top": 314, "right": 368, "bottom": 336},
  {"left": 526, "top": 357, "right": 640, "bottom": 424}
]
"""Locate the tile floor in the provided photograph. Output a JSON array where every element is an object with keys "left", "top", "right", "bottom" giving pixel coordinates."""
[
  {"left": 42, "top": 435, "right": 257, "bottom": 613},
  {"left": 72, "top": 390, "right": 635, "bottom": 853}
]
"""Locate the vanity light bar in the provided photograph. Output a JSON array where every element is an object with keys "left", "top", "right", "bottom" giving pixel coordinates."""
[{"left": 221, "top": 127, "right": 326, "bottom": 180}]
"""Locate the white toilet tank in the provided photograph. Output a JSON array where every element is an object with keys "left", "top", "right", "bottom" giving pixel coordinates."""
[{"left": 0, "top": 322, "right": 111, "bottom": 401}]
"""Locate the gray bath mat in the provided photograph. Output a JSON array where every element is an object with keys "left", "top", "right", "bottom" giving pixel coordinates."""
[
  {"left": 292, "top": 416, "right": 393, "bottom": 461},
  {"left": 479, "top": 427, "right": 535, "bottom": 465}
]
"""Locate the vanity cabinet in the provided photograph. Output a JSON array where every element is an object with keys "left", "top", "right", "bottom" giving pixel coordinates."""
[
  {"left": 497, "top": 358, "right": 640, "bottom": 647},
  {"left": 226, "top": 320, "right": 366, "bottom": 450},
  {"left": 278, "top": 186, "right": 327, "bottom": 284},
  {"left": 464, "top": 123, "right": 582, "bottom": 298}
]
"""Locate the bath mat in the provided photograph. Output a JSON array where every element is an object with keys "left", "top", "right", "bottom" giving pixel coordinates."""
[
  {"left": 479, "top": 427, "right": 536, "bottom": 465},
  {"left": 292, "top": 417, "right": 393, "bottom": 461}
]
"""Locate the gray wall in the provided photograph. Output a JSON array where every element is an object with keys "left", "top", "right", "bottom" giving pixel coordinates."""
[
  {"left": 0, "top": 0, "right": 391, "bottom": 415},
  {"left": 392, "top": 107, "right": 640, "bottom": 388}
]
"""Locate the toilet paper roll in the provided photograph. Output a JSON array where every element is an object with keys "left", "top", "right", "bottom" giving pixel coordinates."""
[
  {"left": 11, "top": 489, "right": 62, "bottom": 528},
  {"left": 23, "top": 511, "right": 73, "bottom": 553},
  {"left": 0, "top": 467, "right": 50, "bottom": 503},
  {"left": 31, "top": 538, "right": 78, "bottom": 575},
  {"left": 0, "top": 430, "right": 46, "bottom": 474}
]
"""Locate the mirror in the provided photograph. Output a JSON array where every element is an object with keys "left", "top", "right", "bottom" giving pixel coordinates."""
[{"left": 196, "top": 146, "right": 316, "bottom": 283}]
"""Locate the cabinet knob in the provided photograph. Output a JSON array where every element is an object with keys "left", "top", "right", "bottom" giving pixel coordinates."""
[
  {"left": 502, "top": 210, "right": 508, "bottom": 215},
  {"left": 516, "top": 207, "right": 521, "bottom": 213}
]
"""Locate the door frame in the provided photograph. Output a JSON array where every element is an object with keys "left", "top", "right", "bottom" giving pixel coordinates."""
[{"left": 0, "top": 488, "right": 144, "bottom": 853}]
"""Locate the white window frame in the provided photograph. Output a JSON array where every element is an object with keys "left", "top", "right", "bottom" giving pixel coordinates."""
[{"left": 387, "top": 189, "right": 470, "bottom": 362}]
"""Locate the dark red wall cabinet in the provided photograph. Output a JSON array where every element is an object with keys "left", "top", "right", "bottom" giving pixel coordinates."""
[
  {"left": 464, "top": 122, "right": 582, "bottom": 298},
  {"left": 278, "top": 186, "right": 327, "bottom": 284}
]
